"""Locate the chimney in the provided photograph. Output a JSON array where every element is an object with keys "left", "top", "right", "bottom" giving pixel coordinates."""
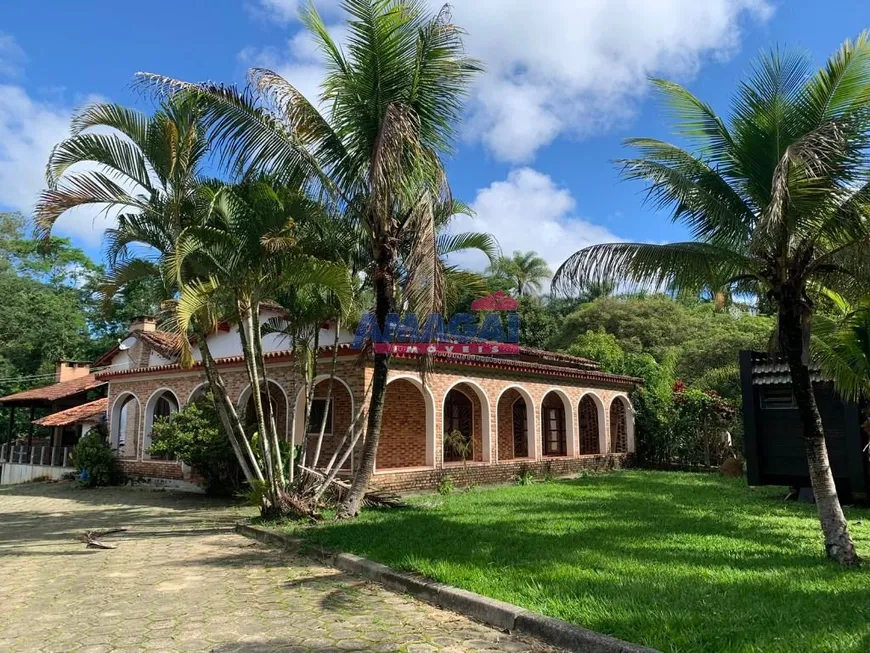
[
  {"left": 56, "top": 361, "right": 91, "bottom": 383},
  {"left": 129, "top": 316, "right": 157, "bottom": 333}
]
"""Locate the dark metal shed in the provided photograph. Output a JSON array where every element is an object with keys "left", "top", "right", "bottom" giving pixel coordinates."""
[{"left": 739, "top": 351, "right": 869, "bottom": 500}]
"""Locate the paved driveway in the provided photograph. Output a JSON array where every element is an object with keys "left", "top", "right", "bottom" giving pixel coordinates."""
[{"left": 0, "top": 483, "right": 558, "bottom": 653}]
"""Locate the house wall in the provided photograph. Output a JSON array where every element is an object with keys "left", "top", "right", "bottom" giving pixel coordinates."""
[
  {"left": 105, "top": 357, "right": 366, "bottom": 481},
  {"left": 103, "top": 355, "right": 635, "bottom": 492},
  {"left": 190, "top": 311, "right": 356, "bottom": 362},
  {"left": 378, "top": 379, "right": 429, "bottom": 470}
]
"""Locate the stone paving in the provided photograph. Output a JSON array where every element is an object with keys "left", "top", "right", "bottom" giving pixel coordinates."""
[{"left": 0, "top": 482, "right": 562, "bottom": 653}]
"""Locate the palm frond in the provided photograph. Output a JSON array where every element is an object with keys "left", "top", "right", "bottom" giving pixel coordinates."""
[
  {"left": 436, "top": 231, "right": 500, "bottom": 263},
  {"left": 812, "top": 308, "right": 870, "bottom": 402},
  {"left": 650, "top": 79, "right": 734, "bottom": 167},
  {"left": 552, "top": 241, "right": 754, "bottom": 297}
]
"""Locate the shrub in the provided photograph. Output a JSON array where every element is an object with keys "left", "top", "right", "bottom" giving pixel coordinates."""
[
  {"left": 515, "top": 466, "right": 535, "bottom": 486},
  {"left": 149, "top": 393, "right": 243, "bottom": 495},
  {"left": 437, "top": 474, "right": 455, "bottom": 496},
  {"left": 72, "top": 429, "right": 123, "bottom": 487},
  {"left": 443, "top": 429, "right": 472, "bottom": 466}
]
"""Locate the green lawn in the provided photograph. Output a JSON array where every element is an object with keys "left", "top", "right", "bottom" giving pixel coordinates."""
[{"left": 284, "top": 471, "right": 870, "bottom": 653}]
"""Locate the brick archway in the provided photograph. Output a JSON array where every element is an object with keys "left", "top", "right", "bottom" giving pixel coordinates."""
[
  {"left": 541, "top": 390, "right": 570, "bottom": 457},
  {"left": 238, "top": 380, "right": 289, "bottom": 442},
  {"left": 578, "top": 393, "right": 605, "bottom": 455},
  {"left": 293, "top": 376, "right": 355, "bottom": 470},
  {"left": 376, "top": 376, "right": 435, "bottom": 471},
  {"left": 109, "top": 392, "right": 140, "bottom": 460},
  {"left": 441, "top": 380, "right": 491, "bottom": 464},
  {"left": 610, "top": 396, "right": 631, "bottom": 453},
  {"left": 496, "top": 387, "right": 535, "bottom": 461},
  {"left": 143, "top": 388, "right": 180, "bottom": 460}
]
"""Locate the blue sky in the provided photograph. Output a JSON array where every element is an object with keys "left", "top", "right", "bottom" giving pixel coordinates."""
[{"left": 0, "top": 0, "right": 867, "bottom": 273}]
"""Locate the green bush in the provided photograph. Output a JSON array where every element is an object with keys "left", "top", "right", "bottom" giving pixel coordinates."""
[
  {"left": 72, "top": 428, "right": 123, "bottom": 487},
  {"left": 149, "top": 393, "right": 243, "bottom": 495},
  {"left": 567, "top": 327, "right": 739, "bottom": 468},
  {"left": 514, "top": 466, "right": 535, "bottom": 486},
  {"left": 437, "top": 474, "right": 455, "bottom": 496}
]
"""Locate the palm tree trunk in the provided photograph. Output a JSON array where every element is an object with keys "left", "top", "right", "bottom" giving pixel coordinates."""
[
  {"left": 250, "top": 304, "right": 285, "bottom": 488},
  {"left": 312, "top": 318, "right": 341, "bottom": 469},
  {"left": 300, "top": 329, "right": 320, "bottom": 469},
  {"left": 338, "top": 255, "right": 394, "bottom": 518},
  {"left": 199, "top": 336, "right": 261, "bottom": 484},
  {"left": 779, "top": 293, "right": 859, "bottom": 567},
  {"left": 238, "top": 303, "right": 279, "bottom": 504}
]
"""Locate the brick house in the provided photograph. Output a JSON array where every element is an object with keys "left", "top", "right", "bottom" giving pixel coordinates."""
[{"left": 95, "top": 311, "right": 639, "bottom": 492}]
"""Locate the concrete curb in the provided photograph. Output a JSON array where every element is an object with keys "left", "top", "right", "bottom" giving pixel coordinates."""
[{"left": 235, "top": 522, "right": 659, "bottom": 653}]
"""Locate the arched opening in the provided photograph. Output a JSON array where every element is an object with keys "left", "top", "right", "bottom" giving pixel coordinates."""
[
  {"left": 238, "top": 380, "right": 289, "bottom": 443},
  {"left": 143, "top": 389, "right": 180, "bottom": 460},
  {"left": 187, "top": 383, "right": 208, "bottom": 404},
  {"left": 110, "top": 392, "right": 140, "bottom": 460},
  {"left": 443, "top": 388, "right": 475, "bottom": 463},
  {"left": 496, "top": 387, "right": 534, "bottom": 461},
  {"left": 578, "top": 394, "right": 604, "bottom": 455},
  {"left": 610, "top": 397, "right": 629, "bottom": 453},
  {"left": 541, "top": 391, "right": 568, "bottom": 457},
  {"left": 376, "top": 377, "right": 433, "bottom": 470},
  {"left": 294, "top": 377, "right": 355, "bottom": 470}
]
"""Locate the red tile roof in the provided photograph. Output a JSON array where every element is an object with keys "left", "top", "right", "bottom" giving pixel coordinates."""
[
  {"left": 94, "top": 329, "right": 185, "bottom": 367},
  {"left": 95, "top": 343, "right": 358, "bottom": 379},
  {"left": 139, "top": 330, "right": 184, "bottom": 359},
  {"left": 516, "top": 346, "right": 599, "bottom": 369},
  {"left": 95, "top": 344, "right": 638, "bottom": 386},
  {"left": 0, "top": 374, "right": 106, "bottom": 405},
  {"left": 32, "top": 398, "right": 108, "bottom": 427}
]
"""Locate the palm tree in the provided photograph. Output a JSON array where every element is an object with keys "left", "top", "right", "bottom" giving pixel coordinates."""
[
  {"left": 172, "top": 180, "right": 353, "bottom": 515},
  {"left": 35, "top": 99, "right": 206, "bottom": 265},
  {"left": 576, "top": 279, "right": 617, "bottom": 304},
  {"left": 138, "top": 0, "right": 481, "bottom": 518},
  {"left": 487, "top": 251, "right": 551, "bottom": 297},
  {"left": 553, "top": 35, "right": 870, "bottom": 566},
  {"left": 33, "top": 100, "right": 270, "bottom": 491}
]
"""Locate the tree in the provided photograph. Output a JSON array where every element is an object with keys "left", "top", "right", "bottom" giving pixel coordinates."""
[
  {"left": 0, "top": 213, "right": 96, "bottom": 399},
  {"left": 172, "top": 179, "right": 354, "bottom": 515},
  {"left": 140, "top": 0, "right": 481, "bottom": 518},
  {"left": 32, "top": 99, "right": 270, "bottom": 499},
  {"left": 148, "top": 392, "right": 243, "bottom": 495},
  {"left": 553, "top": 294, "right": 772, "bottom": 397},
  {"left": 516, "top": 296, "right": 562, "bottom": 349},
  {"left": 487, "top": 250, "right": 551, "bottom": 297},
  {"left": 554, "top": 36, "right": 870, "bottom": 566}
]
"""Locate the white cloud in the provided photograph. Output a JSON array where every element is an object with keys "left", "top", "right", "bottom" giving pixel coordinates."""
[
  {"left": 243, "top": 0, "right": 771, "bottom": 163},
  {"left": 0, "top": 32, "right": 26, "bottom": 79},
  {"left": 440, "top": 0, "right": 773, "bottom": 162},
  {"left": 252, "top": 0, "right": 339, "bottom": 24},
  {"left": 0, "top": 85, "right": 111, "bottom": 247},
  {"left": 239, "top": 22, "right": 349, "bottom": 109},
  {"left": 446, "top": 168, "right": 621, "bottom": 281}
]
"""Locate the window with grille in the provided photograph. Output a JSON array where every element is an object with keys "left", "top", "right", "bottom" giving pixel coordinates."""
[
  {"left": 610, "top": 400, "right": 628, "bottom": 453},
  {"left": 308, "top": 398, "right": 334, "bottom": 435},
  {"left": 579, "top": 396, "right": 600, "bottom": 454},
  {"left": 512, "top": 399, "right": 528, "bottom": 458},
  {"left": 542, "top": 399, "right": 566, "bottom": 456},
  {"left": 444, "top": 390, "right": 473, "bottom": 462}
]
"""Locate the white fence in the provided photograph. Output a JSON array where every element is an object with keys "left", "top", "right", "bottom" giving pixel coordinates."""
[{"left": 0, "top": 445, "right": 75, "bottom": 485}]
